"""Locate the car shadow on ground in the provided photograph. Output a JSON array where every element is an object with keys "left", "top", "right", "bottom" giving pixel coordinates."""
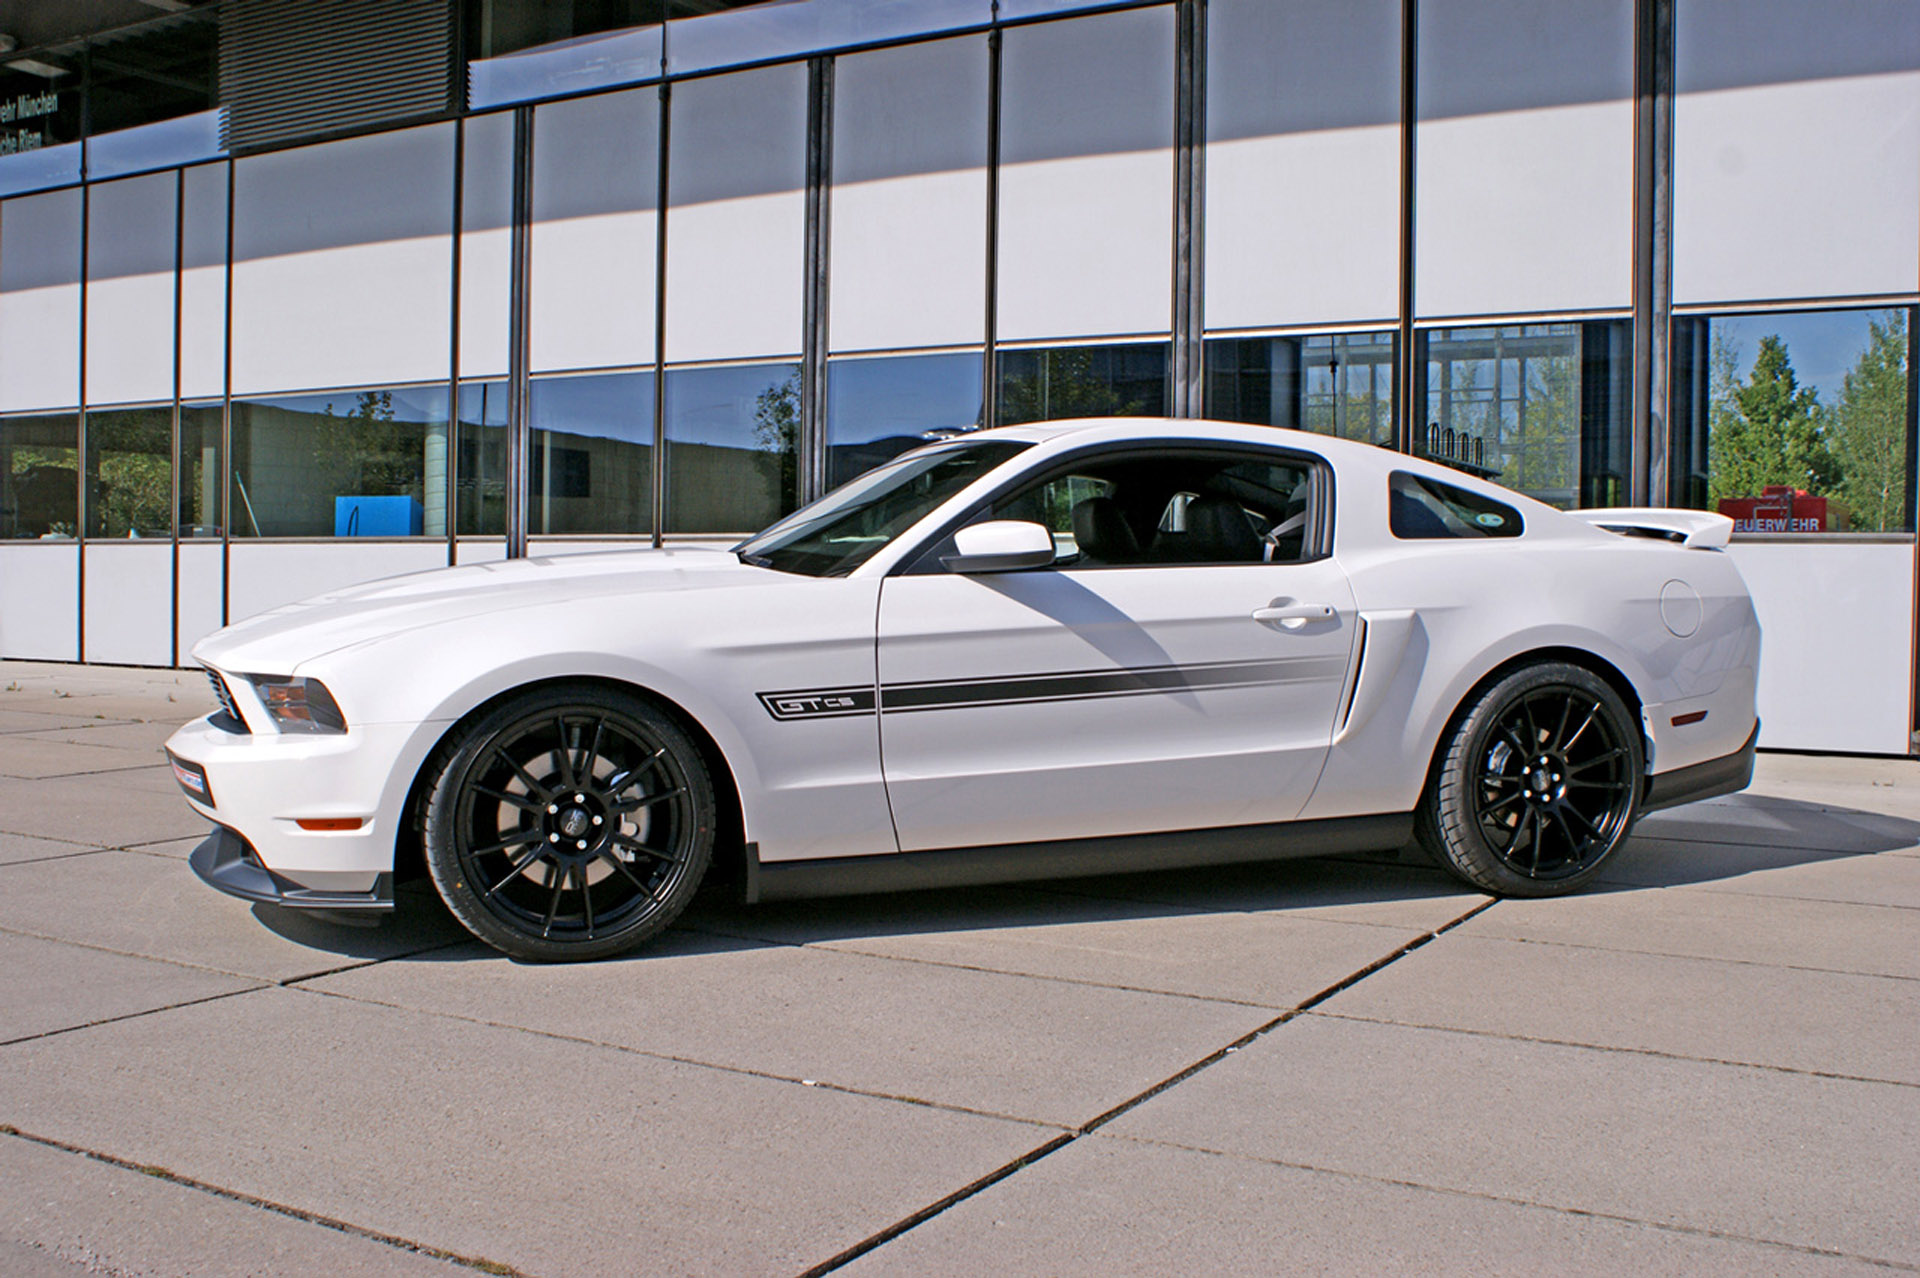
[{"left": 246, "top": 793, "right": 1920, "bottom": 962}]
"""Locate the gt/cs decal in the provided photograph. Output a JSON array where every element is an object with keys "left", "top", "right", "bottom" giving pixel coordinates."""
[{"left": 756, "top": 687, "right": 877, "bottom": 720}]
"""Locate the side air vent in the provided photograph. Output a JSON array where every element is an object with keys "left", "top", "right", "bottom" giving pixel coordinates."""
[{"left": 218, "top": 0, "right": 456, "bottom": 153}]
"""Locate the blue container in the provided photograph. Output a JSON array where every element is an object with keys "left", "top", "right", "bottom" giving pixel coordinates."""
[{"left": 334, "top": 495, "right": 424, "bottom": 537}]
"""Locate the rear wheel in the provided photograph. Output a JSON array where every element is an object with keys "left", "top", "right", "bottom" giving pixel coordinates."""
[
  {"left": 424, "top": 685, "right": 714, "bottom": 961},
  {"left": 1418, "top": 662, "right": 1641, "bottom": 896}
]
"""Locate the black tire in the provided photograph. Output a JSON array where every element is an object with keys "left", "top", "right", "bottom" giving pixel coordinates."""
[
  {"left": 1417, "top": 662, "right": 1642, "bottom": 897},
  {"left": 423, "top": 685, "right": 715, "bottom": 961}
]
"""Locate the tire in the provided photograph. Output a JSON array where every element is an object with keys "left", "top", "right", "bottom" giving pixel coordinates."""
[
  {"left": 423, "top": 685, "right": 715, "bottom": 961},
  {"left": 1417, "top": 662, "right": 1642, "bottom": 897}
]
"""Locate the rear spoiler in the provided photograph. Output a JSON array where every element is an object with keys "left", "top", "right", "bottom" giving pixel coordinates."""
[{"left": 1569, "top": 507, "right": 1733, "bottom": 549}]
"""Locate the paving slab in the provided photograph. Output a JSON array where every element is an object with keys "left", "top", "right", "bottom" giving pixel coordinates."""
[
  {"left": 309, "top": 927, "right": 1273, "bottom": 1127},
  {"left": 1459, "top": 884, "right": 1920, "bottom": 978},
  {"left": 1034, "top": 855, "right": 1490, "bottom": 933},
  {"left": 0, "top": 709, "right": 136, "bottom": 735},
  {"left": 1746, "top": 755, "right": 1920, "bottom": 823},
  {"left": 0, "top": 931, "right": 260, "bottom": 1045},
  {"left": 844, "top": 1133, "right": 1883, "bottom": 1277},
  {"left": 0, "top": 851, "right": 469, "bottom": 983},
  {"left": 1603, "top": 834, "right": 1869, "bottom": 888},
  {"left": 0, "top": 736, "right": 166, "bottom": 780},
  {"left": 16, "top": 719, "right": 190, "bottom": 752},
  {"left": 690, "top": 884, "right": 1429, "bottom": 1006},
  {"left": 0, "top": 775, "right": 212, "bottom": 845},
  {"left": 1318, "top": 933, "right": 1920, "bottom": 1084},
  {"left": 1612, "top": 836, "right": 1920, "bottom": 908},
  {"left": 1635, "top": 793, "right": 1920, "bottom": 853},
  {"left": 2, "top": 1135, "right": 472, "bottom": 1276},
  {"left": 1106, "top": 1015, "right": 1920, "bottom": 1267},
  {"left": 119, "top": 833, "right": 206, "bottom": 860},
  {"left": 0, "top": 987, "right": 1052, "bottom": 1277},
  {"left": 0, "top": 833, "right": 95, "bottom": 866}
]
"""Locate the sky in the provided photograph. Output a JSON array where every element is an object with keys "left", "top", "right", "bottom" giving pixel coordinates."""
[{"left": 1711, "top": 308, "right": 1896, "bottom": 404}]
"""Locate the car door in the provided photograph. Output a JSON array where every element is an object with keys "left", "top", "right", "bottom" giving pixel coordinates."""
[{"left": 874, "top": 444, "right": 1359, "bottom": 853}]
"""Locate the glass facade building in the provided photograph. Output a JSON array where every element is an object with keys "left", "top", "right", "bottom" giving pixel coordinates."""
[{"left": 0, "top": 0, "right": 1915, "bottom": 754}]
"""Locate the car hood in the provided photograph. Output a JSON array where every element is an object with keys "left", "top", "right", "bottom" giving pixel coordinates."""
[{"left": 195, "top": 546, "right": 759, "bottom": 673}]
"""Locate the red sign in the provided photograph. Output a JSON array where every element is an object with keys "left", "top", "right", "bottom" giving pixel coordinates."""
[{"left": 1716, "top": 486, "right": 1841, "bottom": 533}]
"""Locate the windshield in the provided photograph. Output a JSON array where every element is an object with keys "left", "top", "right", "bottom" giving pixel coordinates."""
[{"left": 735, "top": 440, "right": 1030, "bottom": 576}]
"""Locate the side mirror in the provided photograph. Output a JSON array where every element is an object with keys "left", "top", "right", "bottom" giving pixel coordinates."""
[{"left": 941, "top": 520, "right": 1057, "bottom": 574}]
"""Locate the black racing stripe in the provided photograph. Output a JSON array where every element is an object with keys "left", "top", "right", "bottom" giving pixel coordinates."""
[
  {"left": 756, "top": 686, "right": 878, "bottom": 720},
  {"left": 878, "top": 657, "right": 1347, "bottom": 714}
]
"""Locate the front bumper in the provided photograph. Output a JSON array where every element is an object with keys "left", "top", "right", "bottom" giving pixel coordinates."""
[{"left": 190, "top": 826, "right": 393, "bottom": 911}]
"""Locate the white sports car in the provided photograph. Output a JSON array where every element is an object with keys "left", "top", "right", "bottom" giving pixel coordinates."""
[{"left": 167, "top": 418, "right": 1760, "bottom": 961}]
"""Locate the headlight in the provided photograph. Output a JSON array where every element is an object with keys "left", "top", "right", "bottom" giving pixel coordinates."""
[{"left": 245, "top": 676, "right": 349, "bottom": 734}]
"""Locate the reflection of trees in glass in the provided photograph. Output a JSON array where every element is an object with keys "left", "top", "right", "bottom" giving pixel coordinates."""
[
  {"left": 1708, "top": 333, "right": 1838, "bottom": 507},
  {"left": 312, "top": 391, "right": 422, "bottom": 497},
  {"left": 1427, "top": 330, "right": 1578, "bottom": 503},
  {"left": 91, "top": 409, "right": 172, "bottom": 537},
  {"left": 752, "top": 370, "right": 801, "bottom": 514},
  {"left": 1829, "top": 311, "right": 1908, "bottom": 532},
  {"left": 999, "top": 349, "right": 1146, "bottom": 425}
]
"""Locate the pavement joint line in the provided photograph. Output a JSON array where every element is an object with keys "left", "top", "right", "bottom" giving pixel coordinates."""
[
  {"left": 796, "top": 897, "right": 1501, "bottom": 1276},
  {"left": 0, "top": 847, "right": 112, "bottom": 868},
  {"left": 1305, "top": 1010, "right": 1920, "bottom": 1089},
  {"left": 1094, "top": 1131, "right": 1920, "bottom": 1273},
  {"left": 0, "top": 984, "right": 270, "bottom": 1050},
  {"left": 1668, "top": 883, "right": 1920, "bottom": 913},
  {"left": 0, "top": 1125, "right": 527, "bottom": 1277},
  {"left": 0, "top": 919, "right": 403, "bottom": 990},
  {"left": 0, "top": 761, "right": 172, "bottom": 782},
  {"left": 278, "top": 981, "right": 1074, "bottom": 1132},
  {"left": 1436, "top": 930, "right": 1920, "bottom": 984}
]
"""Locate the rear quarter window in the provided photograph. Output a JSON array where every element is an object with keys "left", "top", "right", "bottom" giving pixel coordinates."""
[{"left": 1389, "top": 471, "right": 1523, "bottom": 540}]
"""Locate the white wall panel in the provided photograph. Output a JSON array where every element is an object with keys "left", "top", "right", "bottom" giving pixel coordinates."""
[
  {"left": 0, "top": 545, "right": 78, "bottom": 660},
  {"left": 176, "top": 540, "right": 224, "bottom": 661},
  {"left": 454, "top": 538, "right": 508, "bottom": 564},
  {"left": 85, "top": 173, "right": 179, "bottom": 408},
  {"left": 830, "top": 36, "right": 988, "bottom": 353},
  {"left": 227, "top": 542, "right": 451, "bottom": 627},
  {"left": 82, "top": 543, "right": 172, "bottom": 666},
  {"left": 665, "top": 64, "right": 807, "bottom": 364},
  {"left": 1206, "top": 0, "right": 1400, "bottom": 330},
  {"left": 0, "top": 189, "right": 82, "bottom": 413},
  {"left": 1675, "top": 0, "right": 1920, "bottom": 305},
  {"left": 461, "top": 112, "right": 515, "bottom": 379},
  {"left": 179, "top": 164, "right": 228, "bottom": 403},
  {"left": 530, "top": 90, "right": 657, "bottom": 374},
  {"left": 1416, "top": 0, "right": 1633, "bottom": 318},
  {"left": 231, "top": 125, "right": 454, "bottom": 396},
  {"left": 1728, "top": 542, "right": 1914, "bottom": 754},
  {"left": 997, "top": 7, "right": 1174, "bottom": 342}
]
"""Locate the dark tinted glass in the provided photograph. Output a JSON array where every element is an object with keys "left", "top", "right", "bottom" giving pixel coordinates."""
[{"left": 1389, "top": 471, "right": 1523, "bottom": 540}]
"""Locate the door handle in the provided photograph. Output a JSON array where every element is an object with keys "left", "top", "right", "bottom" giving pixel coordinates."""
[{"left": 1252, "top": 603, "right": 1335, "bottom": 630}]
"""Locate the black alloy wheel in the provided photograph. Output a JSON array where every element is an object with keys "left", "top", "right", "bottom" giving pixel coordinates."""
[
  {"left": 1419, "top": 662, "right": 1642, "bottom": 896},
  {"left": 424, "top": 686, "right": 715, "bottom": 961}
]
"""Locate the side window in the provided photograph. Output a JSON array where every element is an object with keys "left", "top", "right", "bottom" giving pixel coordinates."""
[
  {"left": 976, "top": 450, "right": 1321, "bottom": 568},
  {"left": 1389, "top": 471, "right": 1523, "bottom": 539}
]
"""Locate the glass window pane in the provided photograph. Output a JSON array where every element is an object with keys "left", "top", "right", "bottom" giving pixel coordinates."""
[
  {"left": 665, "top": 64, "right": 806, "bottom": 363},
  {"left": 997, "top": 342, "right": 1169, "bottom": 426},
  {"left": 666, "top": 0, "right": 988, "bottom": 77},
  {"left": 230, "top": 385, "right": 450, "bottom": 538},
  {"left": 830, "top": 35, "right": 988, "bottom": 353},
  {"left": 85, "top": 172, "right": 178, "bottom": 408},
  {"left": 231, "top": 124, "right": 456, "bottom": 396},
  {"left": 826, "top": 350, "right": 984, "bottom": 490},
  {"left": 528, "top": 371, "right": 655, "bottom": 536},
  {"left": 997, "top": 7, "right": 1175, "bottom": 341},
  {"left": 664, "top": 362, "right": 799, "bottom": 534},
  {"left": 456, "top": 380, "right": 509, "bottom": 536},
  {"left": 1416, "top": 0, "right": 1633, "bottom": 316},
  {"left": 0, "top": 187, "right": 82, "bottom": 412},
  {"left": 1420, "top": 322, "right": 1630, "bottom": 509},
  {"left": 532, "top": 88, "right": 659, "bottom": 374},
  {"left": 1675, "top": 0, "right": 1920, "bottom": 304},
  {"left": 180, "top": 162, "right": 228, "bottom": 402},
  {"left": 1, "top": 412, "right": 78, "bottom": 539},
  {"left": 177, "top": 401, "right": 222, "bottom": 538},
  {"left": 83, "top": 11, "right": 220, "bottom": 176},
  {"left": 0, "top": 52, "right": 82, "bottom": 195},
  {"left": 1205, "top": 332, "right": 1397, "bottom": 446},
  {"left": 1674, "top": 307, "right": 1913, "bottom": 534},
  {"left": 468, "top": 2, "right": 663, "bottom": 110},
  {"left": 1206, "top": 0, "right": 1399, "bottom": 330},
  {"left": 85, "top": 405, "right": 172, "bottom": 538}
]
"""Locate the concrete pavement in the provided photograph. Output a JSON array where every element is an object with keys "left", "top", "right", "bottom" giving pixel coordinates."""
[{"left": 0, "top": 658, "right": 1914, "bottom": 1275}]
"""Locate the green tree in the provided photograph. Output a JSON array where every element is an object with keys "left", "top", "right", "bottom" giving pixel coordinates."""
[
  {"left": 1827, "top": 310, "right": 1909, "bottom": 532},
  {"left": 1708, "top": 333, "right": 1838, "bottom": 505},
  {"left": 752, "top": 370, "right": 801, "bottom": 516},
  {"left": 998, "top": 350, "right": 1143, "bottom": 425}
]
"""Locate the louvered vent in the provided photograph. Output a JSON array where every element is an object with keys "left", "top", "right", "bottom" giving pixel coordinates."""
[{"left": 219, "top": 0, "right": 456, "bottom": 153}]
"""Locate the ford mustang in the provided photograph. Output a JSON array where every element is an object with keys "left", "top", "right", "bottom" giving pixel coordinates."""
[{"left": 167, "top": 418, "right": 1760, "bottom": 961}]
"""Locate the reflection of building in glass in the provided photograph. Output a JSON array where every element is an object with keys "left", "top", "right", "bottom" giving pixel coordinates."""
[{"left": 0, "top": 0, "right": 1914, "bottom": 754}]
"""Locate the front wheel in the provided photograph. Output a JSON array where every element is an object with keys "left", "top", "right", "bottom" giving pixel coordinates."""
[
  {"left": 1418, "top": 662, "right": 1642, "bottom": 897},
  {"left": 423, "top": 685, "right": 715, "bottom": 961}
]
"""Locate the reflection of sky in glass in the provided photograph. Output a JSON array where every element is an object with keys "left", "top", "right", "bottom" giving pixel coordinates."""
[
  {"left": 87, "top": 110, "right": 222, "bottom": 181},
  {"left": 827, "top": 352, "right": 983, "bottom": 446},
  {"left": 248, "top": 384, "right": 449, "bottom": 421},
  {"left": 665, "top": 363, "right": 798, "bottom": 446},
  {"left": 530, "top": 372, "right": 653, "bottom": 442},
  {"left": 1711, "top": 309, "right": 1885, "bottom": 403}
]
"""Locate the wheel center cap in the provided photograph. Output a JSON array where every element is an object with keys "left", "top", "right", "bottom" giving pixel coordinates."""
[{"left": 559, "top": 807, "right": 593, "bottom": 839}]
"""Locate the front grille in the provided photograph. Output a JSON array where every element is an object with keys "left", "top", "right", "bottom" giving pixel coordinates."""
[{"left": 204, "top": 668, "right": 245, "bottom": 731}]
